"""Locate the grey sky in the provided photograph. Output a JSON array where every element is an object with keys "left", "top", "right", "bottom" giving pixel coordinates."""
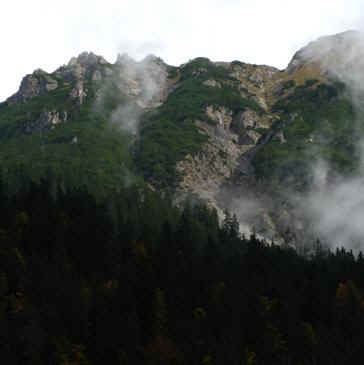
[{"left": 1, "top": 0, "right": 363, "bottom": 101}]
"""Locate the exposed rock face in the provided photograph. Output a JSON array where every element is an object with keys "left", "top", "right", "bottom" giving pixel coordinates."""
[
  {"left": 275, "top": 131, "right": 286, "bottom": 144},
  {"left": 231, "top": 109, "right": 274, "bottom": 146},
  {"left": 4, "top": 33, "right": 356, "bottom": 247},
  {"left": 203, "top": 79, "right": 221, "bottom": 88},
  {"left": 172, "top": 57, "right": 284, "bottom": 220},
  {"left": 230, "top": 62, "right": 280, "bottom": 109},
  {"left": 7, "top": 70, "right": 58, "bottom": 104},
  {"left": 66, "top": 52, "right": 109, "bottom": 77},
  {"left": 114, "top": 53, "right": 169, "bottom": 108},
  {"left": 71, "top": 52, "right": 108, "bottom": 67},
  {"left": 69, "top": 80, "right": 87, "bottom": 105},
  {"left": 56, "top": 52, "right": 114, "bottom": 105},
  {"left": 172, "top": 56, "right": 309, "bottom": 241},
  {"left": 176, "top": 105, "right": 254, "bottom": 214},
  {"left": 92, "top": 70, "right": 102, "bottom": 81},
  {"left": 206, "top": 105, "right": 232, "bottom": 126},
  {"left": 92, "top": 53, "right": 173, "bottom": 135},
  {"left": 24, "top": 110, "right": 68, "bottom": 133},
  {"left": 287, "top": 30, "right": 363, "bottom": 75},
  {"left": 7, "top": 52, "right": 112, "bottom": 107}
]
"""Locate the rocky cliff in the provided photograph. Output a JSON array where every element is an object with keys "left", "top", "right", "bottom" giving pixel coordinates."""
[{"left": 1, "top": 31, "right": 361, "bottom": 248}]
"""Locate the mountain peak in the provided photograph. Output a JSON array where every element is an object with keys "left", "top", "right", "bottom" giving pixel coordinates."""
[
  {"left": 287, "top": 30, "right": 364, "bottom": 75},
  {"left": 68, "top": 52, "right": 109, "bottom": 67},
  {"left": 115, "top": 52, "right": 135, "bottom": 65}
]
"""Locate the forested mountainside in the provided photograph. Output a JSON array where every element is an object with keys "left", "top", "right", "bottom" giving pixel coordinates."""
[
  {"left": 1, "top": 31, "right": 363, "bottom": 247},
  {"left": 0, "top": 180, "right": 363, "bottom": 364},
  {"left": 2, "top": 30, "right": 364, "bottom": 364}
]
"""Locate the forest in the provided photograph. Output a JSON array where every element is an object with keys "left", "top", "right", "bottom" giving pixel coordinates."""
[{"left": 0, "top": 179, "right": 363, "bottom": 364}]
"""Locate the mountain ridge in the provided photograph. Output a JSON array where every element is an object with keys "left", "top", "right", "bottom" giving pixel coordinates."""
[{"left": 1, "top": 31, "right": 362, "bottom": 248}]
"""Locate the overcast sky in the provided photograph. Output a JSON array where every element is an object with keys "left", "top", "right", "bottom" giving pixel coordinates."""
[{"left": 1, "top": 0, "right": 363, "bottom": 101}]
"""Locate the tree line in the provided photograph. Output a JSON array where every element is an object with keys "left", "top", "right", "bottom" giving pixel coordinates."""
[{"left": 0, "top": 179, "right": 363, "bottom": 364}]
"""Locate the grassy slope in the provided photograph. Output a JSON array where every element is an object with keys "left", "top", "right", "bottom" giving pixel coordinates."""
[
  {"left": 4, "top": 57, "right": 336, "bottom": 195},
  {"left": 0, "top": 79, "right": 134, "bottom": 195},
  {"left": 252, "top": 80, "right": 358, "bottom": 188},
  {"left": 135, "top": 58, "right": 263, "bottom": 188},
  {"left": 1, "top": 58, "right": 262, "bottom": 193}
]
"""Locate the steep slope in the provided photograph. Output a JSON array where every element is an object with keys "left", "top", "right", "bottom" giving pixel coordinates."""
[
  {"left": 166, "top": 31, "right": 362, "bottom": 245},
  {"left": 222, "top": 31, "right": 362, "bottom": 245},
  {"left": 0, "top": 31, "right": 361, "bottom": 247},
  {"left": 0, "top": 52, "right": 173, "bottom": 194}
]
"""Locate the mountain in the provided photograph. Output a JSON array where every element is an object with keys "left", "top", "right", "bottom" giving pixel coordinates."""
[{"left": 1, "top": 31, "right": 362, "bottom": 249}]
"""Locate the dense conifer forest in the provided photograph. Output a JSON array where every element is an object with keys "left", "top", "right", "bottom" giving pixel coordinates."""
[{"left": 0, "top": 180, "right": 363, "bottom": 364}]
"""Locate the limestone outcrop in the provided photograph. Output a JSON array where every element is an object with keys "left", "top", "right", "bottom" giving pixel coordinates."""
[
  {"left": 24, "top": 110, "right": 68, "bottom": 133},
  {"left": 7, "top": 70, "right": 58, "bottom": 104}
]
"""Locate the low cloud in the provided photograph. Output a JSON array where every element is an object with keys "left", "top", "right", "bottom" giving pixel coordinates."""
[
  {"left": 297, "top": 31, "right": 364, "bottom": 251},
  {"left": 96, "top": 53, "right": 167, "bottom": 135},
  {"left": 304, "top": 160, "right": 364, "bottom": 251}
]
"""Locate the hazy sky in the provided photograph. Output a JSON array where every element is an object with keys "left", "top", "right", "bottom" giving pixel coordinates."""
[{"left": 1, "top": 0, "right": 363, "bottom": 101}]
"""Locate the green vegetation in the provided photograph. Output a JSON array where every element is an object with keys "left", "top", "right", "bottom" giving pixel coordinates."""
[
  {"left": 0, "top": 80, "right": 135, "bottom": 196},
  {"left": 253, "top": 82, "right": 358, "bottom": 187},
  {"left": 281, "top": 79, "right": 296, "bottom": 90},
  {"left": 0, "top": 180, "right": 363, "bottom": 364},
  {"left": 1, "top": 56, "right": 364, "bottom": 365},
  {"left": 135, "top": 58, "right": 263, "bottom": 187},
  {"left": 176, "top": 58, "right": 263, "bottom": 121},
  {"left": 231, "top": 60, "right": 245, "bottom": 67},
  {"left": 0, "top": 57, "right": 265, "bottom": 192},
  {"left": 180, "top": 57, "right": 234, "bottom": 81},
  {"left": 0, "top": 55, "right": 269, "bottom": 192},
  {"left": 0, "top": 86, "right": 72, "bottom": 140},
  {"left": 167, "top": 65, "right": 179, "bottom": 79},
  {"left": 135, "top": 116, "right": 207, "bottom": 188},
  {"left": 304, "top": 79, "right": 319, "bottom": 88}
]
